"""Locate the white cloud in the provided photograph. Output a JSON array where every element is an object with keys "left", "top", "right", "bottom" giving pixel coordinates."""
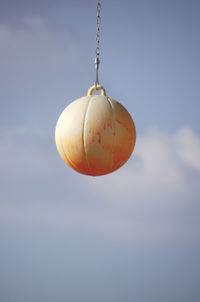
[
  {"left": 0, "top": 18, "right": 78, "bottom": 78},
  {"left": 176, "top": 126, "right": 200, "bottom": 171},
  {"left": 0, "top": 16, "right": 93, "bottom": 130},
  {"left": 0, "top": 17, "right": 88, "bottom": 100},
  {"left": 87, "top": 127, "right": 199, "bottom": 203},
  {"left": 0, "top": 126, "right": 199, "bottom": 243}
]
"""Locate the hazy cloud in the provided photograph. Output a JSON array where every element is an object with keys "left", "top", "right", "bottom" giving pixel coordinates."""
[
  {"left": 89, "top": 126, "right": 200, "bottom": 200},
  {"left": 0, "top": 125, "right": 199, "bottom": 243}
]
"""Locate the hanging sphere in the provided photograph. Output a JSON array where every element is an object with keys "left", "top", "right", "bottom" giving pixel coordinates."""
[{"left": 55, "top": 86, "right": 136, "bottom": 176}]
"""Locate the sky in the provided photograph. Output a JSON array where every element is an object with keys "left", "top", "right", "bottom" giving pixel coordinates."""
[{"left": 0, "top": 0, "right": 200, "bottom": 301}]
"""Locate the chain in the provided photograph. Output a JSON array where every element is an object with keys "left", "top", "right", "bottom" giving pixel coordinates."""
[{"left": 95, "top": 1, "right": 101, "bottom": 88}]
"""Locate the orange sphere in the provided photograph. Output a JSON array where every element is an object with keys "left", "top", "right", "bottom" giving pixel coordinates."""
[{"left": 55, "top": 86, "right": 136, "bottom": 176}]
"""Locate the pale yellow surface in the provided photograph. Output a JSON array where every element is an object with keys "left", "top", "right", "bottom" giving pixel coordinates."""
[{"left": 55, "top": 90, "right": 136, "bottom": 176}]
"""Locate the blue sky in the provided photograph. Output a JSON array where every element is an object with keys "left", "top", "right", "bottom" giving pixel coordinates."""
[{"left": 0, "top": 1, "right": 200, "bottom": 302}]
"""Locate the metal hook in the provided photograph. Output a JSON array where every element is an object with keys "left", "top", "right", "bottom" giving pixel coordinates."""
[{"left": 95, "top": 57, "right": 100, "bottom": 88}]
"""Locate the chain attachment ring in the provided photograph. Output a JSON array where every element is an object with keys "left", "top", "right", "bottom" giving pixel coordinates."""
[{"left": 87, "top": 85, "right": 106, "bottom": 96}]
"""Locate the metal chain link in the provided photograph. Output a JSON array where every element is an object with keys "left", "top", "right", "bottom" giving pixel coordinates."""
[{"left": 95, "top": 1, "right": 101, "bottom": 88}]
